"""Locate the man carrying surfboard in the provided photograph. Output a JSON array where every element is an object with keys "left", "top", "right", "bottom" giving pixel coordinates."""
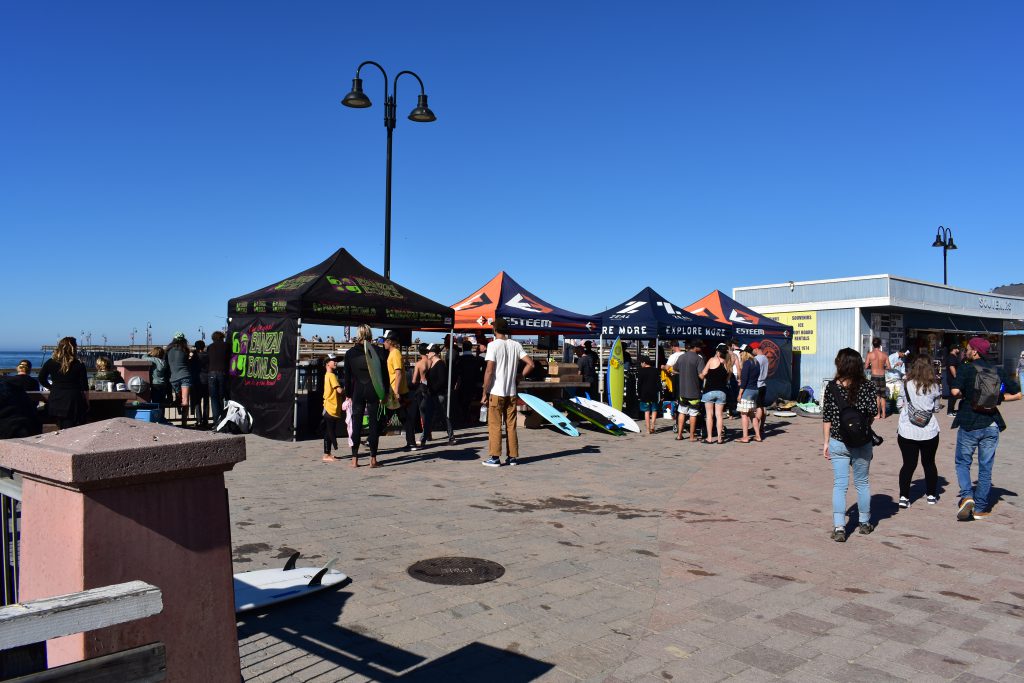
[
  {"left": 343, "top": 324, "right": 390, "bottom": 468},
  {"left": 481, "top": 317, "right": 534, "bottom": 467}
]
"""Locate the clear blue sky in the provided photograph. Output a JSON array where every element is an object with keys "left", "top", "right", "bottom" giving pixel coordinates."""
[{"left": 2, "top": 2, "right": 1022, "bottom": 349}]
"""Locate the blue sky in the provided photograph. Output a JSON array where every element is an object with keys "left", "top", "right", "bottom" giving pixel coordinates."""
[{"left": 2, "top": 2, "right": 1022, "bottom": 348}]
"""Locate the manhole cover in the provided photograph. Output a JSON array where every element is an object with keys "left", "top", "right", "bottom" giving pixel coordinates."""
[{"left": 407, "top": 557, "right": 506, "bottom": 585}]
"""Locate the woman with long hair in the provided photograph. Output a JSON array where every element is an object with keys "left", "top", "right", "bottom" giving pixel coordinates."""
[
  {"left": 895, "top": 355, "right": 942, "bottom": 507},
  {"left": 38, "top": 336, "right": 89, "bottom": 428},
  {"left": 142, "top": 346, "right": 169, "bottom": 421},
  {"left": 822, "top": 348, "right": 878, "bottom": 542},
  {"left": 737, "top": 347, "right": 760, "bottom": 442},
  {"left": 699, "top": 343, "right": 730, "bottom": 443}
]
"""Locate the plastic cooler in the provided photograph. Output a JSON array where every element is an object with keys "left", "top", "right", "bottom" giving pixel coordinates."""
[{"left": 125, "top": 402, "right": 161, "bottom": 422}]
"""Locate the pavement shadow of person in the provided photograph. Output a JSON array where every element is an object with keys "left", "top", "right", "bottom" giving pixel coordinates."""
[
  {"left": 236, "top": 588, "right": 553, "bottom": 682},
  {"left": 518, "top": 444, "right": 600, "bottom": 465},
  {"left": 908, "top": 476, "right": 950, "bottom": 503},
  {"left": 988, "top": 486, "right": 1017, "bottom": 511},
  {"left": 380, "top": 446, "right": 481, "bottom": 467},
  {"left": 842, "top": 495, "right": 897, "bottom": 537}
]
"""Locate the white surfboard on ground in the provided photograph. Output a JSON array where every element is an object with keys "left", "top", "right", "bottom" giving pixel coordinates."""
[
  {"left": 234, "top": 553, "right": 348, "bottom": 613},
  {"left": 571, "top": 396, "right": 641, "bottom": 433}
]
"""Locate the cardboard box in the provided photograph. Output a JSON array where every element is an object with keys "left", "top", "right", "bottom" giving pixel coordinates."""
[
  {"left": 546, "top": 374, "right": 583, "bottom": 383},
  {"left": 547, "top": 362, "right": 579, "bottom": 376}
]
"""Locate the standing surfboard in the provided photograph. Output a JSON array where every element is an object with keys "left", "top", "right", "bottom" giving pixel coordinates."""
[
  {"left": 364, "top": 341, "right": 387, "bottom": 401},
  {"left": 518, "top": 393, "right": 579, "bottom": 437},
  {"left": 607, "top": 337, "right": 625, "bottom": 411},
  {"left": 572, "top": 395, "right": 640, "bottom": 433}
]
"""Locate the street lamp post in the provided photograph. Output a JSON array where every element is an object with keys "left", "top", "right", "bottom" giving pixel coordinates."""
[
  {"left": 341, "top": 60, "right": 437, "bottom": 281},
  {"left": 931, "top": 226, "right": 957, "bottom": 285}
]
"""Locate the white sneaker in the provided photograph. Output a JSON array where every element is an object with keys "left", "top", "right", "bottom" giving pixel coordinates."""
[
  {"left": 898, "top": 496, "right": 910, "bottom": 509},
  {"left": 926, "top": 495, "right": 938, "bottom": 505}
]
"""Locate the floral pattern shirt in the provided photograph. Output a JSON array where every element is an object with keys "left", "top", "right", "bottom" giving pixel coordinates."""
[{"left": 822, "top": 379, "right": 877, "bottom": 442}]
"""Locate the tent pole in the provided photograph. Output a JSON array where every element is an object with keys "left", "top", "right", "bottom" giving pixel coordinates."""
[
  {"left": 293, "top": 318, "right": 302, "bottom": 442},
  {"left": 598, "top": 333, "right": 604, "bottom": 403},
  {"left": 446, "top": 329, "right": 454, "bottom": 437}
]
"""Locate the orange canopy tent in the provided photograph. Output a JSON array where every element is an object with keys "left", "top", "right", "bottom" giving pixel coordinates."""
[{"left": 448, "top": 271, "right": 599, "bottom": 334}]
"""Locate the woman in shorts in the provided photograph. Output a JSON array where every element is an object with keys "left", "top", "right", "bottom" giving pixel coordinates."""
[
  {"left": 737, "top": 346, "right": 760, "bottom": 442},
  {"left": 699, "top": 343, "right": 730, "bottom": 443}
]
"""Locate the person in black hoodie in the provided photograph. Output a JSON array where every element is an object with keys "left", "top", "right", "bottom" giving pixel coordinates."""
[
  {"left": 38, "top": 337, "right": 89, "bottom": 429},
  {"left": 344, "top": 324, "right": 389, "bottom": 468}
]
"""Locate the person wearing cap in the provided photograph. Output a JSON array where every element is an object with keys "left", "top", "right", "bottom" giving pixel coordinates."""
[
  {"left": 421, "top": 344, "right": 454, "bottom": 446},
  {"left": 166, "top": 333, "right": 192, "bottom": 428},
  {"left": 321, "top": 354, "right": 343, "bottom": 462},
  {"left": 383, "top": 333, "right": 417, "bottom": 451},
  {"left": 481, "top": 317, "right": 534, "bottom": 467},
  {"left": 949, "top": 337, "right": 1021, "bottom": 520}
]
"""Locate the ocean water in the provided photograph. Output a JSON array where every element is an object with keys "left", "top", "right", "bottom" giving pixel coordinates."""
[{"left": 0, "top": 350, "right": 50, "bottom": 372}]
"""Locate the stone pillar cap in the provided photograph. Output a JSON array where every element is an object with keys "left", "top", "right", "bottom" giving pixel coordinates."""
[{"left": 0, "top": 418, "right": 246, "bottom": 490}]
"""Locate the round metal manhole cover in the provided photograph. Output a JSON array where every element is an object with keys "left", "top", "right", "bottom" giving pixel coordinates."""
[{"left": 407, "top": 557, "right": 506, "bottom": 585}]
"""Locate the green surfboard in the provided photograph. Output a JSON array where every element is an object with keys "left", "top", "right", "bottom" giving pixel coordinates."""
[
  {"left": 607, "top": 336, "right": 624, "bottom": 411},
  {"left": 364, "top": 341, "right": 387, "bottom": 401}
]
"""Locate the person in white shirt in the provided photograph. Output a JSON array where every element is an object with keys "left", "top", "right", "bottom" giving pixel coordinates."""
[
  {"left": 895, "top": 355, "right": 943, "bottom": 508},
  {"left": 480, "top": 318, "right": 534, "bottom": 467},
  {"left": 888, "top": 349, "right": 909, "bottom": 378}
]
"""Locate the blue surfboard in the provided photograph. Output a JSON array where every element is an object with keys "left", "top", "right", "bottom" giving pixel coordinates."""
[{"left": 518, "top": 393, "right": 580, "bottom": 437}]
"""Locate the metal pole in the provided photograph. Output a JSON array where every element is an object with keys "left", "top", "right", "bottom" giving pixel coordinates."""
[
  {"left": 943, "top": 246, "right": 948, "bottom": 285},
  {"left": 446, "top": 329, "right": 455, "bottom": 444},
  {"left": 384, "top": 118, "right": 394, "bottom": 280},
  {"left": 293, "top": 318, "right": 302, "bottom": 442}
]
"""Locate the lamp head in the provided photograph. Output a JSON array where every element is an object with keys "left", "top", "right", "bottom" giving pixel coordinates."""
[
  {"left": 931, "top": 235, "right": 945, "bottom": 248},
  {"left": 946, "top": 237, "right": 957, "bottom": 250},
  {"left": 341, "top": 77, "right": 372, "bottom": 108},
  {"left": 408, "top": 94, "right": 436, "bottom": 122}
]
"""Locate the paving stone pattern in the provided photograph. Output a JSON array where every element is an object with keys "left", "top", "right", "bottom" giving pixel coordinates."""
[{"left": 228, "top": 402, "right": 1024, "bottom": 681}]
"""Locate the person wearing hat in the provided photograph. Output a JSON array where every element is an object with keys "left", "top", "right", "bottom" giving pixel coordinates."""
[
  {"left": 420, "top": 344, "right": 454, "bottom": 446},
  {"left": 949, "top": 337, "right": 1022, "bottom": 520},
  {"left": 321, "top": 354, "right": 344, "bottom": 462},
  {"left": 166, "top": 333, "right": 192, "bottom": 428}
]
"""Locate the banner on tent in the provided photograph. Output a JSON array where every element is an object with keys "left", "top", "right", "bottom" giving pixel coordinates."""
[{"left": 228, "top": 315, "right": 298, "bottom": 441}]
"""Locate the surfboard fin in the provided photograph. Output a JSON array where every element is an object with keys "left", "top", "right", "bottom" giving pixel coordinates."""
[
  {"left": 283, "top": 551, "right": 300, "bottom": 571},
  {"left": 308, "top": 558, "right": 338, "bottom": 587}
]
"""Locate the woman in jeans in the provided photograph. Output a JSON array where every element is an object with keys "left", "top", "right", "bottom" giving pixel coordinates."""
[
  {"left": 699, "top": 343, "right": 730, "bottom": 444},
  {"left": 895, "top": 355, "right": 942, "bottom": 508},
  {"left": 822, "top": 348, "right": 878, "bottom": 542}
]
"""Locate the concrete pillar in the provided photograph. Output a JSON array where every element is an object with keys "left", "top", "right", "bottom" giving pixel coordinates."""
[
  {"left": 115, "top": 358, "right": 155, "bottom": 400},
  {"left": 0, "top": 418, "right": 245, "bottom": 681}
]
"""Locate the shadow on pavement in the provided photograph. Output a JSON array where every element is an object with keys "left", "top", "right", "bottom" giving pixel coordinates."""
[
  {"left": 519, "top": 444, "right": 601, "bottom": 465},
  {"left": 237, "top": 589, "right": 553, "bottom": 682}
]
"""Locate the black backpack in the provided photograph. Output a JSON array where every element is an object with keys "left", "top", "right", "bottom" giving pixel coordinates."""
[
  {"left": 829, "top": 381, "right": 872, "bottom": 448},
  {"left": 970, "top": 362, "right": 1001, "bottom": 414}
]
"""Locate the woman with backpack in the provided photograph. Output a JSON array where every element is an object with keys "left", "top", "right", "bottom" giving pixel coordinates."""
[
  {"left": 895, "top": 355, "right": 943, "bottom": 508},
  {"left": 823, "top": 347, "right": 879, "bottom": 542}
]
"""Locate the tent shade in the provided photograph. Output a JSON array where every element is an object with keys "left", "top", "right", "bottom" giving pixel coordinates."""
[
  {"left": 685, "top": 290, "right": 792, "bottom": 339},
  {"left": 228, "top": 248, "right": 454, "bottom": 328},
  {"left": 591, "top": 287, "right": 733, "bottom": 340},
  {"left": 449, "top": 271, "right": 599, "bottom": 334}
]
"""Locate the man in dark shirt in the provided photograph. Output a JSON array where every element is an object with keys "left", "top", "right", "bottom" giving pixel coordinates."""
[
  {"left": 575, "top": 346, "right": 598, "bottom": 400},
  {"left": 207, "top": 331, "right": 229, "bottom": 428},
  {"left": 454, "top": 341, "right": 486, "bottom": 426},
  {"left": 950, "top": 337, "right": 1021, "bottom": 521},
  {"left": 5, "top": 360, "right": 40, "bottom": 392},
  {"left": 675, "top": 340, "right": 705, "bottom": 441},
  {"left": 944, "top": 346, "right": 962, "bottom": 415}
]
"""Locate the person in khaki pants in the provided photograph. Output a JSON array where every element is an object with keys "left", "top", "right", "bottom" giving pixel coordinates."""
[{"left": 480, "top": 317, "right": 534, "bottom": 467}]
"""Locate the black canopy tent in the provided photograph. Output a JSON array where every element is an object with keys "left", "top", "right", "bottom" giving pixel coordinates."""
[{"left": 227, "top": 248, "right": 454, "bottom": 441}]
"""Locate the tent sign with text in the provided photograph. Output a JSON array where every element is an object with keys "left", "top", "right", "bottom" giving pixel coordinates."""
[{"left": 228, "top": 315, "right": 297, "bottom": 440}]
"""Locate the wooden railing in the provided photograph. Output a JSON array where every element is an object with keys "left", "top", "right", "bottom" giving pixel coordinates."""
[
  {"left": 0, "top": 581, "right": 165, "bottom": 681},
  {"left": 0, "top": 470, "right": 21, "bottom": 607}
]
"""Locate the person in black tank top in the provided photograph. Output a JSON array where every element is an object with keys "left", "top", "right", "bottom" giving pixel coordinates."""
[{"left": 699, "top": 345, "right": 731, "bottom": 443}]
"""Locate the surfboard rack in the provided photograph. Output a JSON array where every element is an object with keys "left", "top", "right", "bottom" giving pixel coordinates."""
[
  {"left": 283, "top": 551, "right": 300, "bottom": 571},
  {"left": 308, "top": 559, "right": 338, "bottom": 587}
]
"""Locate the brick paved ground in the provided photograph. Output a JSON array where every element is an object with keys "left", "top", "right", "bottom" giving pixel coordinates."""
[{"left": 228, "top": 401, "right": 1024, "bottom": 682}]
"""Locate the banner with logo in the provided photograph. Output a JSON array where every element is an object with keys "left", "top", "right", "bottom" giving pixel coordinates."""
[{"left": 227, "top": 315, "right": 298, "bottom": 441}]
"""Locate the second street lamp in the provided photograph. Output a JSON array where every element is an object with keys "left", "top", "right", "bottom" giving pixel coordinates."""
[
  {"left": 342, "top": 60, "right": 436, "bottom": 281},
  {"left": 931, "top": 225, "right": 957, "bottom": 285}
]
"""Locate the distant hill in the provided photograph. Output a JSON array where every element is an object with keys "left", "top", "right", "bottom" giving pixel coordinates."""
[{"left": 993, "top": 283, "right": 1024, "bottom": 297}]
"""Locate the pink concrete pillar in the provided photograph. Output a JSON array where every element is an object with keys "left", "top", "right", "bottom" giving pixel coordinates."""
[
  {"left": 115, "top": 358, "right": 155, "bottom": 400},
  {"left": 0, "top": 418, "right": 246, "bottom": 682}
]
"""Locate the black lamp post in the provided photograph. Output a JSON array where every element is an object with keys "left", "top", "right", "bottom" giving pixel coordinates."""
[
  {"left": 931, "top": 225, "right": 957, "bottom": 285},
  {"left": 341, "top": 61, "right": 436, "bottom": 281}
]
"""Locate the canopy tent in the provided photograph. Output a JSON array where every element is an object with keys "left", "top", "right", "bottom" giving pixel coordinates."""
[
  {"left": 227, "top": 248, "right": 454, "bottom": 441},
  {"left": 448, "top": 271, "right": 599, "bottom": 335},
  {"left": 685, "top": 289, "right": 795, "bottom": 400},
  {"left": 592, "top": 287, "right": 733, "bottom": 340}
]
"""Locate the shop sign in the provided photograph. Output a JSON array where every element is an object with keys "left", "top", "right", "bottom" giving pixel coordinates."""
[{"left": 766, "top": 311, "right": 816, "bottom": 354}]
